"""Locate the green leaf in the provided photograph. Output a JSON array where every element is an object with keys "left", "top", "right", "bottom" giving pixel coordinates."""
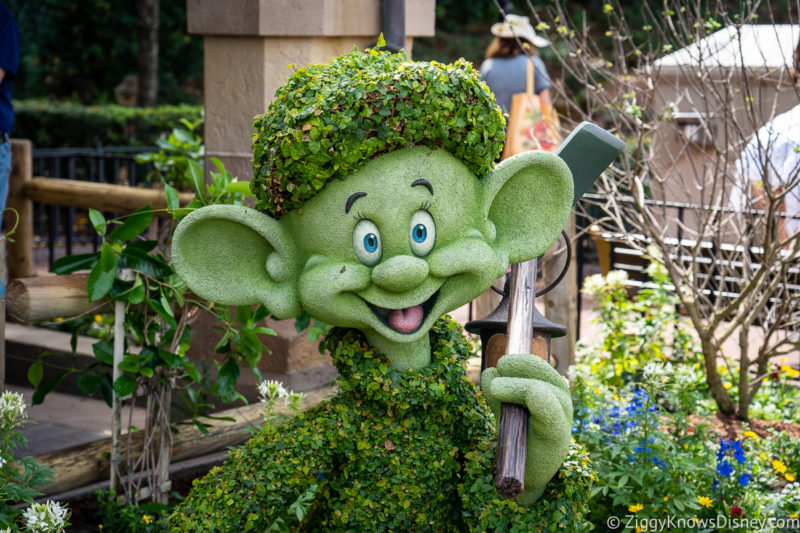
[
  {"left": 128, "top": 276, "right": 146, "bottom": 304},
  {"left": 89, "top": 209, "right": 106, "bottom": 236},
  {"left": 157, "top": 348, "right": 181, "bottom": 369},
  {"left": 109, "top": 205, "right": 154, "bottom": 244},
  {"left": 113, "top": 375, "right": 137, "bottom": 398},
  {"left": 121, "top": 245, "right": 167, "bottom": 278},
  {"left": 165, "top": 184, "right": 180, "bottom": 211},
  {"left": 87, "top": 242, "right": 118, "bottom": 301},
  {"left": 92, "top": 339, "right": 114, "bottom": 366},
  {"left": 50, "top": 252, "right": 100, "bottom": 274},
  {"left": 76, "top": 372, "right": 103, "bottom": 396},
  {"left": 33, "top": 371, "right": 70, "bottom": 405},
  {"left": 225, "top": 181, "right": 254, "bottom": 197},
  {"left": 186, "top": 159, "right": 206, "bottom": 202},
  {"left": 28, "top": 360, "right": 44, "bottom": 387}
]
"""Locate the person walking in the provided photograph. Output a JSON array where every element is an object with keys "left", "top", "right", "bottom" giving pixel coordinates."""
[
  {"left": 0, "top": 0, "right": 20, "bottom": 223},
  {"left": 479, "top": 14, "right": 552, "bottom": 115}
]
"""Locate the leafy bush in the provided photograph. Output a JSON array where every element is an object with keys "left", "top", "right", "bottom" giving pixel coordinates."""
[
  {"left": 574, "top": 261, "right": 800, "bottom": 528},
  {"left": 13, "top": 100, "right": 203, "bottom": 148},
  {"left": 7, "top": 0, "right": 202, "bottom": 104},
  {"left": 250, "top": 40, "right": 505, "bottom": 217},
  {"left": 94, "top": 489, "right": 172, "bottom": 532},
  {"left": 0, "top": 391, "right": 69, "bottom": 532},
  {"left": 169, "top": 319, "right": 594, "bottom": 531}
]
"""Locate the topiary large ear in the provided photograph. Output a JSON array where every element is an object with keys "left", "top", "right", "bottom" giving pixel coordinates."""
[
  {"left": 482, "top": 151, "right": 573, "bottom": 264},
  {"left": 171, "top": 205, "right": 301, "bottom": 319}
]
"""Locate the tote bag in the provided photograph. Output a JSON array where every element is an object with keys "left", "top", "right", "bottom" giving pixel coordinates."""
[{"left": 501, "top": 58, "right": 561, "bottom": 159}]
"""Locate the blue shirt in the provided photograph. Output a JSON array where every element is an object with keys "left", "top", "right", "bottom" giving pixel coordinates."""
[
  {"left": 479, "top": 55, "right": 551, "bottom": 115},
  {"left": 0, "top": 1, "right": 20, "bottom": 133}
]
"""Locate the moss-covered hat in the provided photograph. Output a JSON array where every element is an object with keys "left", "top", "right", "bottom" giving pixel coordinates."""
[{"left": 250, "top": 44, "right": 506, "bottom": 218}]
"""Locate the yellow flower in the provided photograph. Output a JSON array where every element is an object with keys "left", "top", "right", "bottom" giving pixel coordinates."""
[
  {"left": 629, "top": 503, "right": 644, "bottom": 513},
  {"left": 613, "top": 394, "right": 620, "bottom": 400},
  {"left": 723, "top": 383, "right": 732, "bottom": 390},
  {"left": 142, "top": 515, "right": 153, "bottom": 524},
  {"left": 663, "top": 496, "right": 669, "bottom": 501},
  {"left": 780, "top": 365, "right": 800, "bottom": 378},
  {"left": 54, "top": 317, "right": 64, "bottom": 322},
  {"left": 786, "top": 473, "right": 795, "bottom": 482},
  {"left": 743, "top": 430, "right": 759, "bottom": 439},
  {"left": 636, "top": 527, "right": 642, "bottom": 533},
  {"left": 697, "top": 496, "right": 713, "bottom": 508},
  {"left": 773, "top": 460, "right": 787, "bottom": 474},
  {"left": 94, "top": 314, "right": 104, "bottom": 323},
  {"left": 594, "top": 388, "right": 601, "bottom": 394},
  {"left": 694, "top": 363, "right": 701, "bottom": 369},
  {"left": 790, "top": 513, "right": 798, "bottom": 519},
  {"left": 760, "top": 453, "right": 767, "bottom": 460}
]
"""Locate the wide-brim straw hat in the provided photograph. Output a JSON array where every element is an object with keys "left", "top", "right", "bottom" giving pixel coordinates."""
[{"left": 490, "top": 14, "right": 550, "bottom": 48}]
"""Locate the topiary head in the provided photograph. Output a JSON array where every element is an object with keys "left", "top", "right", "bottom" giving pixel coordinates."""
[
  {"left": 172, "top": 47, "right": 574, "bottom": 371},
  {"left": 250, "top": 45, "right": 506, "bottom": 218}
]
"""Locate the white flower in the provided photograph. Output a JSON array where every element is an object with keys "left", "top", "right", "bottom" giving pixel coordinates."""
[
  {"left": 0, "top": 391, "right": 27, "bottom": 425},
  {"left": 582, "top": 273, "right": 605, "bottom": 295},
  {"left": 645, "top": 259, "right": 668, "bottom": 278},
  {"left": 674, "top": 364, "right": 696, "bottom": 387},
  {"left": 0, "top": 456, "right": 6, "bottom": 468},
  {"left": 22, "top": 501, "right": 69, "bottom": 533},
  {"left": 257, "top": 380, "right": 288, "bottom": 403},
  {"left": 605, "top": 270, "right": 629, "bottom": 291},
  {"left": 567, "top": 364, "right": 590, "bottom": 384},
  {"left": 643, "top": 361, "right": 673, "bottom": 380}
]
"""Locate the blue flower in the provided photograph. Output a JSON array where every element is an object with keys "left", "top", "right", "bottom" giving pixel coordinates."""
[
  {"left": 712, "top": 478, "right": 719, "bottom": 492},
  {"left": 717, "top": 459, "right": 734, "bottom": 478},
  {"left": 731, "top": 440, "right": 747, "bottom": 465},
  {"left": 316, "top": 471, "right": 326, "bottom": 482},
  {"left": 738, "top": 472, "right": 751, "bottom": 487}
]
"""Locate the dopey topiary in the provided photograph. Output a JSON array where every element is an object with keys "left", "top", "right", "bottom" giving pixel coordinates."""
[{"left": 168, "top": 44, "right": 592, "bottom": 531}]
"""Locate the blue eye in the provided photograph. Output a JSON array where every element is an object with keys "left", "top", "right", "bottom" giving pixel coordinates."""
[
  {"left": 364, "top": 233, "right": 379, "bottom": 252},
  {"left": 353, "top": 219, "right": 382, "bottom": 266},
  {"left": 412, "top": 224, "right": 427, "bottom": 243},
  {"left": 408, "top": 210, "right": 435, "bottom": 256}
]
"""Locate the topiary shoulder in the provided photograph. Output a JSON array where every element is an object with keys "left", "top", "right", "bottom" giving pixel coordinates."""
[{"left": 168, "top": 319, "right": 594, "bottom": 532}]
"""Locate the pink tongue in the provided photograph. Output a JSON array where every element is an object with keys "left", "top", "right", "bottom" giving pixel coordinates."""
[{"left": 387, "top": 305, "right": 424, "bottom": 333}]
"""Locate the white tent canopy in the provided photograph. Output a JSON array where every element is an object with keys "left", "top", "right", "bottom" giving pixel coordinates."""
[{"left": 655, "top": 24, "right": 799, "bottom": 73}]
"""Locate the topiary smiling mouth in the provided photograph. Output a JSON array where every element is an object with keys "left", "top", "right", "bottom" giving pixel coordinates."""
[{"left": 364, "top": 290, "right": 439, "bottom": 334}]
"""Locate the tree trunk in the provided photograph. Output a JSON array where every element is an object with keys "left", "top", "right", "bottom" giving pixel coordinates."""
[
  {"left": 137, "top": 0, "right": 160, "bottom": 107},
  {"left": 701, "top": 336, "right": 736, "bottom": 415}
]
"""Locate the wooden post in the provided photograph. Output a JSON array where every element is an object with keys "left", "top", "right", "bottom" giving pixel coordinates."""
[
  {"left": 6, "top": 274, "right": 111, "bottom": 323},
  {"left": 7, "top": 140, "right": 33, "bottom": 280},
  {"left": 110, "top": 268, "right": 135, "bottom": 493}
]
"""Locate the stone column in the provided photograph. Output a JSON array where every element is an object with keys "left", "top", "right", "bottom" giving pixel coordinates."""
[
  {"left": 187, "top": 0, "right": 435, "bottom": 180},
  {"left": 185, "top": 0, "right": 435, "bottom": 394}
]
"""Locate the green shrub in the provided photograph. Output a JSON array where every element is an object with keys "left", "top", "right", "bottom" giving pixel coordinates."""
[
  {"left": 12, "top": 100, "right": 204, "bottom": 148},
  {"left": 169, "top": 319, "right": 594, "bottom": 531}
]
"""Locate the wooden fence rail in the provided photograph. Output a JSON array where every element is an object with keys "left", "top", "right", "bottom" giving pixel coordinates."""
[{"left": 6, "top": 139, "right": 194, "bottom": 280}]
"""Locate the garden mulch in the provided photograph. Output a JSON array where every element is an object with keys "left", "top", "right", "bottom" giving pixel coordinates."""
[{"left": 705, "top": 412, "right": 800, "bottom": 441}]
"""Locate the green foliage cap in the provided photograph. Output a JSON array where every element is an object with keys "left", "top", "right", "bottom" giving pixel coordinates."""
[{"left": 251, "top": 46, "right": 506, "bottom": 217}]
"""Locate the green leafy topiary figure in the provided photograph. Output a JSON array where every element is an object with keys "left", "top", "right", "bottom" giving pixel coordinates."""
[{"left": 169, "top": 44, "right": 596, "bottom": 531}]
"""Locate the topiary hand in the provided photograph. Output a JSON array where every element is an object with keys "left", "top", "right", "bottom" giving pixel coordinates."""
[{"left": 481, "top": 353, "right": 573, "bottom": 505}]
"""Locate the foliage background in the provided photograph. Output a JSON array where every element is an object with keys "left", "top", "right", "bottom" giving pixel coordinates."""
[{"left": 6, "top": 0, "right": 202, "bottom": 105}]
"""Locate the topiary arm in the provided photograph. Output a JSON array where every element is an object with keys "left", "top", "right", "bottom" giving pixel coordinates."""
[{"left": 167, "top": 404, "right": 338, "bottom": 532}]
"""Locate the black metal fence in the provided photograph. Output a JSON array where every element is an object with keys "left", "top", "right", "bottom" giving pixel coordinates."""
[{"left": 31, "top": 146, "right": 156, "bottom": 267}]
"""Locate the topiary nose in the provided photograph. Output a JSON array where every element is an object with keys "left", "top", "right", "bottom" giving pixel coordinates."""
[{"left": 371, "top": 255, "right": 429, "bottom": 293}]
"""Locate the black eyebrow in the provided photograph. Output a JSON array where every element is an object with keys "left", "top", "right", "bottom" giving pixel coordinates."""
[
  {"left": 411, "top": 179, "right": 434, "bottom": 195},
  {"left": 345, "top": 192, "right": 367, "bottom": 214}
]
